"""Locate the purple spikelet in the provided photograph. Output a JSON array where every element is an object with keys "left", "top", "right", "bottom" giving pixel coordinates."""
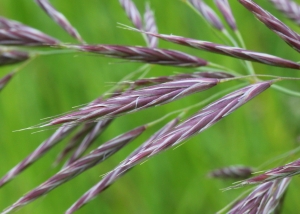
[
  {"left": 228, "top": 158, "right": 300, "bottom": 189},
  {"left": 67, "top": 44, "right": 208, "bottom": 67},
  {"left": 0, "top": 16, "right": 59, "bottom": 46},
  {"left": 214, "top": 0, "right": 237, "bottom": 30},
  {"left": 270, "top": 0, "right": 300, "bottom": 25},
  {"left": 208, "top": 165, "right": 254, "bottom": 179},
  {"left": 228, "top": 178, "right": 291, "bottom": 214},
  {"left": 240, "top": 0, "right": 300, "bottom": 53},
  {"left": 0, "top": 49, "right": 29, "bottom": 66},
  {"left": 188, "top": 0, "right": 224, "bottom": 30},
  {"left": 47, "top": 78, "right": 219, "bottom": 126},
  {"left": 119, "top": 0, "right": 143, "bottom": 30},
  {"left": 35, "top": 0, "right": 84, "bottom": 43},
  {"left": 133, "top": 30, "right": 300, "bottom": 69},
  {"left": 143, "top": 3, "right": 158, "bottom": 48}
]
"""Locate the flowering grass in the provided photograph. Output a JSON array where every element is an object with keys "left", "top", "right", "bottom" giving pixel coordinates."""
[{"left": 1, "top": 0, "right": 300, "bottom": 214}]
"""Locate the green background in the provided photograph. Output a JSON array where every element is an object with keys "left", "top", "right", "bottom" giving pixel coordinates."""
[{"left": 0, "top": 0, "right": 300, "bottom": 213}]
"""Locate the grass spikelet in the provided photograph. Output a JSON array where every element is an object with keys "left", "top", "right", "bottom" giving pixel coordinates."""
[
  {"left": 0, "top": 49, "right": 29, "bottom": 66},
  {"left": 270, "top": 0, "right": 300, "bottom": 25},
  {"left": 239, "top": 0, "right": 300, "bottom": 53},
  {"left": 143, "top": 3, "right": 158, "bottom": 48},
  {"left": 65, "top": 44, "right": 209, "bottom": 67},
  {"left": 46, "top": 78, "right": 219, "bottom": 126},
  {"left": 35, "top": 0, "right": 84, "bottom": 43},
  {"left": 207, "top": 165, "right": 254, "bottom": 180},
  {"left": 188, "top": 0, "right": 224, "bottom": 30},
  {"left": 124, "top": 27, "right": 300, "bottom": 69},
  {"left": 214, "top": 0, "right": 237, "bottom": 30},
  {"left": 227, "top": 178, "right": 291, "bottom": 214},
  {"left": 0, "top": 16, "right": 59, "bottom": 46},
  {"left": 119, "top": 0, "right": 143, "bottom": 30}
]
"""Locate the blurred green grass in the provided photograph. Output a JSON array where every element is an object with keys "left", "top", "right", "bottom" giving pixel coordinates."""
[{"left": 0, "top": 0, "right": 300, "bottom": 213}]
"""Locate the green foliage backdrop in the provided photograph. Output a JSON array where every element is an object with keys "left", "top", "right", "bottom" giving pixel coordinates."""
[{"left": 0, "top": 0, "right": 300, "bottom": 213}]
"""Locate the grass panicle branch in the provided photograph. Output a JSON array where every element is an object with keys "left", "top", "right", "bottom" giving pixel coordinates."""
[
  {"left": 1, "top": 1, "right": 300, "bottom": 213},
  {"left": 64, "top": 81, "right": 272, "bottom": 213},
  {"left": 65, "top": 118, "right": 180, "bottom": 214},
  {"left": 2, "top": 126, "right": 146, "bottom": 214},
  {"left": 113, "top": 81, "right": 273, "bottom": 166},
  {"left": 128, "top": 28, "right": 300, "bottom": 69},
  {"left": 46, "top": 78, "right": 219, "bottom": 126},
  {"left": 0, "top": 96, "right": 112, "bottom": 187},
  {"left": 65, "top": 44, "right": 209, "bottom": 67}
]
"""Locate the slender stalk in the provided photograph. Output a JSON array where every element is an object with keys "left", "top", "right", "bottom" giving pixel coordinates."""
[{"left": 271, "top": 84, "right": 300, "bottom": 97}]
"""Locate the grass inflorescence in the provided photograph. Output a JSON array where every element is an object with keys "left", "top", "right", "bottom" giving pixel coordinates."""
[{"left": 1, "top": 0, "right": 300, "bottom": 213}]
